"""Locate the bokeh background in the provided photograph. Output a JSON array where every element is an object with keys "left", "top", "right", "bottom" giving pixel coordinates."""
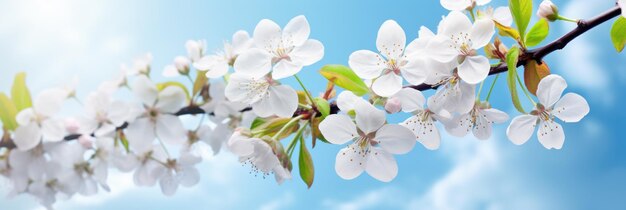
[{"left": 1, "top": 0, "right": 625, "bottom": 209}]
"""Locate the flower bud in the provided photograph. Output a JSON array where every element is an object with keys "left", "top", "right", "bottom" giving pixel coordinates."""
[
  {"left": 64, "top": 117, "right": 81, "bottom": 134},
  {"left": 537, "top": 0, "right": 559, "bottom": 21},
  {"left": 174, "top": 56, "right": 190, "bottom": 75},
  {"left": 78, "top": 135, "right": 94, "bottom": 149},
  {"left": 384, "top": 97, "right": 402, "bottom": 114}
]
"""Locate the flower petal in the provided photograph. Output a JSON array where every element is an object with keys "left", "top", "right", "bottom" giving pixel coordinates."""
[
  {"left": 506, "top": 115, "right": 537, "bottom": 145},
  {"left": 376, "top": 20, "right": 406, "bottom": 59},
  {"left": 537, "top": 74, "right": 567, "bottom": 107},
  {"left": 194, "top": 56, "right": 229, "bottom": 78},
  {"left": 289, "top": 39, "right": 324, "bottom": 66},
  {"left": 425, "top": 36, "right": 459, "bottom": 63},
  {"left": 553, "top": 93, "right": 590, "bottom": 123},
  {"left": 483, "top": 108, "right": 510, "bottom": 123},
  {"left": 470, "top": 19, "right": 495, "bottom": 49},
  {"left": 365, "top": 148, "right": 398, "bottom": 182},
  {"left": 458, "top": 55, "right": 490, "bottom": 84},
  {"left": 319, "top": 114, "right": 358, "bottom": 145},
  {"left": 16, "top": 108, "right": 35, "bottom": 126},
  {"left": 34, "top": 88, "right": 67, "bottom": 116},
  {"left": 159, "top": 172, "right": 179, "bottom": 196},
  {"left": 393, "top": 88, "right": 425, "bottom": 113},
  {"left": 155, "top": 86, "right": 186, "bottom": 113},
  {"left": 253, "top": 19, "right": 282, "bottom": 49},
  {"left": 41, "top": 119, "right": 65, "bottom": 142},
  {"left": 372, "top": 73, "right": 403, "bottom": 97},
  {"left": 375, "top": 124, "right": 416, "bottom": 154},
  {"left": 472, "top": 114, "right": 492, "bottom": 140},
  {"left": 231, "top": 30, "right": 253, "bottom": 55},
  {"left": 355, "top": 101, "right": 386, "bottom": 134},
  {"left": 283, "top": 15, "right": 310, "bottom": 46},
  {"left": 440, "top": 11, "right": 473, "bottom": 37},
  {"left": 440, "top": 0, "right": 472, "bottom": 11},
  {"left": 232, "top": 48, "right": 273, "bottom": 78},
  {"left": 401, "top": 57, "right": 428, "bottom": 85},
  {"left": 156, "top": 115, "right": 186, "bottom": 145},
  {"left": 253, "top": 85, "right": 298, "bottom": 118},
  {"left": 14, "top": 123, "right": 42, "bottom": 151},
  {"left": 162, "top": 65, "right": 179, "bottom": 77},
  {"left": 180, "top": 167, "right": 200, "bottom": 187},
  {"left": 348, "top": 50, "right": 385, "bottom": 79},
  {"left": 337, "top": 91, "right": 362, "bottom": 112},
  {"left": 125, "top": 117, "right": 156, "bottom": 153},
  {"left": 272, "top": 60, "right": 303, "bottom": 80},
  {"left": 335, "top": 145, "right": 366, "bottom": 180},
  {"left": 493, "top": 7, "right": 513, "bottom": 26},
  {"left": 402, "top": 115, "right": 441, "bottom": 150},
  {"left": 537, "top": 120, "right": 565, "bottom": 149},
  {"left": 132, "top": 75, "right": 158, "bottom": 106},
  {"left": 225, "top": 73, "right": 266, "bottom": 104}
]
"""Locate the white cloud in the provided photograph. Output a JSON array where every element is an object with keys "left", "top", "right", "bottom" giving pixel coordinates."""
[{"left": 259, "top": 192, "right": 295, "bottom": 210}]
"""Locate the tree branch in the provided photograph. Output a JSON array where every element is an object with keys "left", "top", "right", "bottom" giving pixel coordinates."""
[{"left": 0, "top": 6, "right": 622, "bottom": 150}]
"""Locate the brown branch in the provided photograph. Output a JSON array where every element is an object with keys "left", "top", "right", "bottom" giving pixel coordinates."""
[
  {"left": 0, "top": 6, "right": 622, "bottom": 150},
  {"left": 408, "top": 6, "right": 623, "bottom": 91}
]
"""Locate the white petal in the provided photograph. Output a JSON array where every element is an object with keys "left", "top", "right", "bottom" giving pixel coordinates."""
[
  {"left": 16, "top": 108, "right": 35, "bottom": 126},
  {"left": 472, "top": 114, "right": 492, "bottom": 140},
  {"left": 14, "top": 123, "right": 42, "bottom": 151},
  {"left": 289, "top": 39, "right": 324, "bottom": 66},
  {"left": 224, "top": 73, "right": 265, "bottom": 104},
  {"left": 155, "top": 86, "right": 186, "bottom": 113},
  {"left": 401, "top": 58, "right": 428, "bottom": 85},
  {"left": 159, "top": 173, "right": 179, "bottom": 196},
  {"left": 283, "top": 15, "right": 310, "bottom": 46},
  {"left": 207, "top": 124, "right": 229, "bottom": 155},
  {"left": 445, "top": 113, "right": 472, "bottom": 137},
  {"left": 319, "top": 114, "right": 358, "bottom": 145},
  {"left": 194, "top": 56, "right": 229, "bottom": 78},
  {"left": 180, "top": 167, "right": 200, "bottom": 187},
  {"left": 376, "top": 20, "right": 406, "bottom": 59},
  {"left": 232, "top": 48, "right": 272, "bottom": 78},
  {"left": 375, "top": 124, "right": 416, "bottom": 154},
  {"left": 440, "top": 11, "right": 473, "bottom": 37},
  {"left": 253, "top": 85, "right": 298, "bottom": 118},
  {"left": 231, "top": 30, "right": 253, "bottom": 55},
  {"left": 125, "top": 118, "right": 156, "bottom": 153},
  {"left": 156, "top": 115, "right": 186, "bottom": 145},
  {"left": 41, "top": 119, "right": 65, "bottom": 142},
  {"left": 476, "top": 0, "right": 491, "bottom": 5},
  {"left": 355, "top": 101, "right": 386, "bottom": 134},
  {"left": 348, "top": 50, "right": 385, "bottom": 79},
  {"left": 337, "top": 91, "right": 362, "bottom": 112},
  {"left": 393, "top": 88, "right": 425, "bottom": 113},
  {"left": 107, "top": 101, "right": 130, "bottom": 126},
  {"left": 553, "top": 93, "right": 589, "bottom": 123},
  {"left": 228, "top": 132, "right": 254, "bottom": 156},
  {"left": 365, "top": 148, "right": 398, "bottom": 182},
  {"left": 334, "top": 145, "right": 366, "bottom": 180},
  {"left": 537, "top": 74, "right": 567, "bottom": 107},
  {"left": 372, "top": 73, "right": 403, "bottom": 97},
  {"left": 470, "top": 19, "right": 495, "bottom": 49},
  {"left": 458, "top": 55, "right": 490, "bottom": 84},
  {"left": 272, "top": 60, "right": 302, "bottom": 80},
  {"left": 493, "top": 7, "right": 513, "bottom": 26},
  {"left": 537, "top": 120, "right": 565, "bottom": 149},
  {"left": 34, "top": 88, "right": 67, "bottom": 116},
  {"left": 132, "top": 75, "right": 158, "bottom": 106},
  {"left": 402, "top": 115, "right": 441, "bottom": 150},
  {"left": 253, "top": 19, "right": 282, "bottom": 49},
  {"left": 440, "top": 0, "right": 472, "bottom": 11},
  {"left": 506, "top": 115, "right": 537, "bottom": 145},
  {"left": 483, "top": 108, "right": 510, "bottom": 123},
  {"left": 162, "top": 65, "right": 179, "bottom": 77},
  {"left": 425, "top": 36, "right": 459, "bottom": 63}
]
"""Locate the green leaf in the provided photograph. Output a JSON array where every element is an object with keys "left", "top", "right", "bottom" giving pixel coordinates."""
[
  {"left": 250, "top": 117, "right": 267, "bottom": 130},
  {"left": 495, "top": 22, "right": 522, "bottom": 41},
  {"left": 319, "top": 65, "right": 369, "bottom": 96},
  {"left": 156, "top": 81, "right": 190, "bottom": 100},
  {"left": 192, "top": 71, "right": 208, "bottom": 97},
  {"left": 509, "top": 0, "right": 533, "bottom": 42},
  {"left": 120, "top": 132, "right": 130, "bottom": 153},
  {"left": 506, "top": 46, "right": 526, "bottom": 113},
  {"left": 611, "top": 17, "right": 626, "bottom": 52},
  {"left": 0, "top": 93, "right": 18, "bottom": 131},
  {"left": 298, "top": 136, "right": 314, "bottom": 188},
  {"left": 11, "top": 72, "right": 32, "bottom": 111},
  {"left": 525, "top": 18, "right": 550, "bottom": 47},
  {"left": 312, "top": 97, "right": 330, "bottom": 118}
]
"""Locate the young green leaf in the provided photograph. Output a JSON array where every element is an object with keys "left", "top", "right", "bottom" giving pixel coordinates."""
[
  {"left": 0, "top": 93, "right": 18, "bottom": 131},
  {"left": 525, "top": 18, "right": 550, "bottom": 47},
  {"left": 250, "top": 117, "right": 268, "bottom": 130},
  {"left": 319, "top": 65, "right": 369, "bottom": 96},
  {"left": 506, "top": 46, "right": 526, "bottom": 113},
  {"left": 312, "top": 97, "right": 330, "bottom": 118},
  {"left": 192, "top": 71, "right": 208, "bottom": 97},
  {"left": 298, "top": 135, "right": 314, "bottom": 188},
  {"left": 156, "top": 81, "right": 191, "bottom": 100},
  {"left": 611, "top": 17, "right": 626, "bottom": 52},
  {"left": 11, "top": 72, "right": 32, "bottom": 111},
  {"left": 509, "top": 0, "right": 533, "bottom": 42},
  {"left": 495, "top": 22, "right": 522, "bottom": 41}
]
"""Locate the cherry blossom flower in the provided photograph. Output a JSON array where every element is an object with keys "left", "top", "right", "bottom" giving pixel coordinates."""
[
  {"left": 125, "top": 76, "right": 187, "bottom": 153},
  {"left": 319, "top": 101, "right": 416, "bottom": 182},
  {"left": 506, "top": 75, "right": 590, "bottom": 149},
  {"left": 132, "top": 145, "right": 166, "bottom": 187},
  {"left": 77, "top": 91, "right": 131, "bottom": 137},
  {"left": 228, "top": 129, "right": 292, "bottom": 184},
  {"left": 428, "top": 11, "right": 495, "bottom": 84},
  {"left": 194, "top": 31, "right": 252, "bottom": 78},
  {"left": 425, "top": 62, "right": 476, "bottom": 114},
  {"left": 122, "top": 53, "right": 153, "bottom": 76},
  {"left": 395, "top": 88, "right": 452, "bottom": 150},
  {"left": 162, "top": 56, "right": 191, "bottom": 77},
  {"left": 349, "top": 20, "right": 428, "bottom": 97},
  {"left": 13, "top": 88, "right": 67, "bottom": 151},
  {"left": 186, "top": 39, "right": 206, "bottom": 62},
  {"left": 620, "top": 0, "right": 626, "bottom": 18},
  {"left": 445, "top": 101, "right": 509, "bottom": 140},
  {"left": 224, "top": 73, "right": 298, "bottom": 118},
  {"left": 234, "top": 15, "right": 324, "bottom": 80},
  {"left": 48, "top": 143, "right": 108, "bottom": 196},
  {"left": 8, "top": 144, "right": 48, "bottom": 190},
  {"left": 537, "top": 0, "right": 559, "bottom": 21},
  {"left": 440, "top": 0, "right": 491, "bottom": 11},
  {"left": 478, "top": 6, "right": 513, "bottom": 26},
  {"left": 336, "top": 91, "right": 366, "bottom": 113}
]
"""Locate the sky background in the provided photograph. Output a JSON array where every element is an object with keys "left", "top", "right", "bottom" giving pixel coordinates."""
[{"left": 1, "top": 0, "right": 625, "bottom": 209}]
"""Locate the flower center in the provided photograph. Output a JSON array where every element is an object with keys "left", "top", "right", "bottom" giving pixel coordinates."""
[
  {"left": 450, "top": 32, "right": 476, "bottom": 56},
  {"left": 383, "top": 59, "right": 403, "bottom": 75}
]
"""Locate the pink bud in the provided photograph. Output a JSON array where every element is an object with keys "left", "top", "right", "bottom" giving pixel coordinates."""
[
  {"left": 64, "top": 117, "right": 81, "bottom": 134},
  {"left": 384, "top": 97, "right": 402, "bottom": 114},
  {"left": 78, "top": 135, "right": 94, "bottom": 149}
]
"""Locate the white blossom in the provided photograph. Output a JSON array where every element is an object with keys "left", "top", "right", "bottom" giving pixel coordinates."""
[
  {"left": 13, "top": 88, "right": 67, "bottom": 151},
  {"left": 162, "top": 56, "right": 191, "bottom": 77},
  {"left": 395, "top": 88, "right": 452, "bottom": 150},
  {"left": 228, "top": 130, "right": 292, "bottom": 184},
  {"left": 194, "top": 31, "right": 252, "bottom": 78},
  {"left": 445, "top": 101, "right": 509, "bottom": 140},
  {"left": 537, "top": 0, "right": 559, "bottom": 21},
  {"left": 186, "top": 39, "right": 206, "bottom": 62},
  {"left": 440, "top": 0, "right": 491, "bottom": 11},
  {"left": 224, "top": 73, "right": 298, "bottom": 118}
]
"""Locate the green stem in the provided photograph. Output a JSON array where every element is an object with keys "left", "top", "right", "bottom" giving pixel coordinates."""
[
  {"left": 185, "top": 74, "right": 194, "bottom": 85},
  {"left": 157, "top": 137, "right": 171, "bottom": 159},
  {"left": 469, "top": 8, "right": 476, "bottom": 22},
  {"left": 516, "top": 74, "right": 536, "bottom": 106},
  {"left": 272, "top": 115, "right": 304, "bottom": 140},
  {"left": 557, "top": 15, "right": 578, "bottom": 23},
  {"left": 286, "top": 121, "right": 309, "bottom": 158},
  {"left": 294, "top": 75, "right": 315, "bottom": 106},
  {"left": 485, "top": 74, "right": 500, "bottom": 102},
  {"left": 476, "top": 81, "right": 485, "bottom": 100}
]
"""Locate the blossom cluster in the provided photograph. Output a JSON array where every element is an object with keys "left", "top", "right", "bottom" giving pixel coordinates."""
[{"left": 0, "top": 0, "right": 607, "bottom": 208}]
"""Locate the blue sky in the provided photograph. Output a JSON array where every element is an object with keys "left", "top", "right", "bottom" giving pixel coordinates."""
[{"left": 1, "top": 0, "right": 625, "bottom": 209}]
